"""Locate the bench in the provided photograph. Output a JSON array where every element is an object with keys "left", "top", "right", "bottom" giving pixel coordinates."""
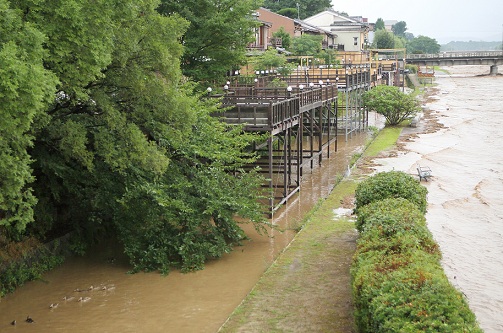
[{"left": 417, "top": 165, "right": 432, "bottom": 182}]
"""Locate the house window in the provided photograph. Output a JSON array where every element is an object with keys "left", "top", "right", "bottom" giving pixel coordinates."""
[{"left": 353, "top": 37, "right": 358, "bottom": 46}]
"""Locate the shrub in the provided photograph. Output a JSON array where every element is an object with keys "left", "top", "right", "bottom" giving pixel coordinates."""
[
  {"left": 354, "top": 171, "right": 427, "bottom": 214},
  {"left": 351, "top": 172, "right": 482, "bottom": 332}
]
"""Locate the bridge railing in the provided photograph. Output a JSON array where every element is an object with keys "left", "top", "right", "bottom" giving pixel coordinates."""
[{"left": 407, "top": 51, "right": 503, "bottom": 60}]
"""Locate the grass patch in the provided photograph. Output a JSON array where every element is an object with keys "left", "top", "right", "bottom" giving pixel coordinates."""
[
  {"left": 219, "top": 177, "right": 360, "bottom": 333},
  {"left": 363, "top": 126, "right": 403, "bottom": 158}
]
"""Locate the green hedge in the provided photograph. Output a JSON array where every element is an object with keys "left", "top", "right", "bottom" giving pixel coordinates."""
[
  {"left": 351, "top": 172, "right": 482, "bottom": 332},
  {"left": 354, "top": 171, "right": 427, "bottom": 215}
]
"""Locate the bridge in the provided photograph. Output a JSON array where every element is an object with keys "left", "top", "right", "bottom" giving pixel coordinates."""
[{"left": 406, "top": 51, "right": 503, "bottom": 75}]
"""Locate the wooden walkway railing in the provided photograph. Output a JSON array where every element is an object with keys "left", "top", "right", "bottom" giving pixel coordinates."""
[{"left": 216, "top": 85, "right": 338, "bottom": 130}]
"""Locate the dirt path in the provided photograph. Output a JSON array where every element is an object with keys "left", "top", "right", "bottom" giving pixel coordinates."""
[{"left": 218, "top": 181, "right": 359, "bottom": 333}]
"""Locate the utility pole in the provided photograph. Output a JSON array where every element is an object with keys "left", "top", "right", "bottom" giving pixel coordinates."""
[{"left": 296, "top": 3, "right": 300, "bottom": 20}]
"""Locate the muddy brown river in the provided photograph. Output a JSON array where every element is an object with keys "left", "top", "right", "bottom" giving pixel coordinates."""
[
  {"left": 0, "top": 130, "right": 370, "bottom": 332},
  {"left": 373, "top": 65, "right": 503, "bottom": 333}
]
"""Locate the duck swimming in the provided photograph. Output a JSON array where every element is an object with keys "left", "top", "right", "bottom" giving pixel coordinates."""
[
  {"left": 63, "top": 296, "right": 75, "bottom": 301},
  {"left": 25, "top": 316, "right": 34, "bottom": 323},
  {"left": 49, "top": 303, "right": 59, "bottom": 309},
  {"left": 11, "top": 320, "right": 16, "bottom": 325},
  {"left": 78, "top": 296, "right": 91, "bottom": 302}
]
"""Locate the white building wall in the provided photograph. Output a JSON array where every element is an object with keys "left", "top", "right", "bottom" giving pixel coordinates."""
[{"left": 303, "top": 11, "right": 368, "bottom": 52}]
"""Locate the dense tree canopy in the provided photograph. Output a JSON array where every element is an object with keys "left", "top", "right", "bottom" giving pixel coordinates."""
[
  {"left": 372, "top": 29, "right": 396, "bottom": 49},
  {"left": 0, "top": 0, "right": 57, "bottom": 236},
  {"left": 391, "top": 21, "right": 407, "bottom": 37},
  {"left": 291, "top": 34, "right": 324, "bottom": 55},
  {"left": 262, "top": 0, "right": 331, "bottom": 19},
  {"left": 157, "top": 0, "right": 260, "bottom": 84},
  {"left": 273, "top": 27, "right": 292, "bottom": 49},
  {"left": 1, "top": 0, "right": 268, "bottom": 273},
  {"left": 374, "top": 18, "right": 385, "bottom": 31},
  {"left": 277, "top": 7, "right": 297, "bottom": 19},
  {"left": 407, "top": 35, "right": 441, "bottom": 54}
]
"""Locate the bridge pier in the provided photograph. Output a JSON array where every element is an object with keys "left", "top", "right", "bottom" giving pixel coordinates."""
[{"left": 490, "top": 65, "right": 499, "bottom": 76}]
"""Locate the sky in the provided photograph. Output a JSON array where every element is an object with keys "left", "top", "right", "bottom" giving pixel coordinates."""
[{"left": 331, "top": 0, "right": 503, "bottom": 44}]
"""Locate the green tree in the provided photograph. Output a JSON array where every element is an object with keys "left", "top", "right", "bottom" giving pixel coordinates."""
[
  {"left": 372, "top": 29, "right": 395, "bottom": 49},
  {"left": 0, "top": 0, "right": 57, "bottom": 236},
  {"left": 157, "top": 0, "right": 260, "bottom": 84},
  {"left": 291, "top": 34, "right": 323, "bottom": 55},
  {"left": 362, "top": 85, "right": 420, "bottom": 126},
  {"left": 277, "top": 8, "right": 298, "bottom": 19},
  {"left": 407, "top": 35, "right": 441, "bottom": 54},
  {"left": 6, "top": 0, "right": 267, "bottom": 273},
  {"left": 374, "top": 17, "right": 385, "bottom": 31},
  {"left": 263, "top": 0, "right": 331, "bottom": 19},
  {"left": 273, "top": 26, "right": 292, "bottom": 49},
  {"left": 404, "top": 32, "right": 415, "bottom": 41},
  {"left": 253, "top": 48, "right": 287, "bottom": 71},
  {"left": 391, "top": 21, "right": 407, "bottom": 37},
  {"left": 319, "top": 49, "right": 338, "bottom": 67}
]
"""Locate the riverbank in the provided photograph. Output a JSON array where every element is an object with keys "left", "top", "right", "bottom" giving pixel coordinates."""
[{"left": 218, "top": 87, "right": 440, "bottom": 332}]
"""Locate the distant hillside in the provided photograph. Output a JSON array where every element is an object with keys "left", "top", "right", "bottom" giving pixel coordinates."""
[{"left": 441, "top": 41, "right": 502, "bottom": 51}]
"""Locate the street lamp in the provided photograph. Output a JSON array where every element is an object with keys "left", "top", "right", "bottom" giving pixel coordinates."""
[
  {"left": 206, "top": 87, "right": 212, "bottom": 96},
  {"left": 309, "top": 82, "right": 314, "bottom": 89},
  {"left": 299, "top": 84, "right": 304, "bottom": 90}
]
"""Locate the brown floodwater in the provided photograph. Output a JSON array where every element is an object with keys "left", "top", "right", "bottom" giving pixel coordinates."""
[
  {"left": 372, "top": 65, "right": 503, "bottom": 333},
  {"left": 0, "top": 129, "right": 372, "bottom": 332}
]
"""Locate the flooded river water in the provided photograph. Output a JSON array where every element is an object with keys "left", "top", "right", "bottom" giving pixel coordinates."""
[
  {"left": 0, "top": 129, "right": 369, "bottom": 332},
  {"left": 374, "top": 65, "right": 503, "bottom": 333}
]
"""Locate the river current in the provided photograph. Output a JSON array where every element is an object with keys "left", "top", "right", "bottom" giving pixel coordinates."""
[{"left": 374, "top": 65, "right": 503, "bottom": 332}]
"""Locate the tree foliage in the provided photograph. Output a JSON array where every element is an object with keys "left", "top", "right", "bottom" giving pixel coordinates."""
[
  {"left": 273, "top": 26, "right": 292, "bottom": 49},
  {"left": 2, "top": 0, "right": 268, "bottom": 273},
  {"left": 277, "top": 7, "right": 297, "bottom": 19},
  {"left": 372, "top": 29, "right": 396, "bottom": 49},
  {"left": 407, "top": 35, "right": 441, "bottom": 54},
  {"left": 291, "top": 34, "right": 323, "bottom": 55},
  {"left": 374, "top": 18, "right": 385, "bottom": 31},
  {"left": 253, "top": 48, "right": 287, "bottom": 71},
  {"left": 0, "top": 0, "right": 58, "bottom": 236},
  {"left": 157, "top": 0, "right": 260, "bottom": 84},
  {"left": 262, "top": 0, "right": 331, "bottom": 19},
  {"left": 362, "top": 85, "right": 420, "bottom": 126},
  {"left": 391, "top": 21, "right": 407, "bottom": 37}
]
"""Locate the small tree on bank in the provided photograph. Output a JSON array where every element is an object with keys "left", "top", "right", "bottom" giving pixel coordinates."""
[{"left": 362, "top": 85, "right": 420, "bottom": 126}]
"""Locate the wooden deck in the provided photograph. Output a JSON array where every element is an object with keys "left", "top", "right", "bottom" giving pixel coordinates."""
[{"left": 211, "top": 67, "right": 373, "bottom": 213}]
